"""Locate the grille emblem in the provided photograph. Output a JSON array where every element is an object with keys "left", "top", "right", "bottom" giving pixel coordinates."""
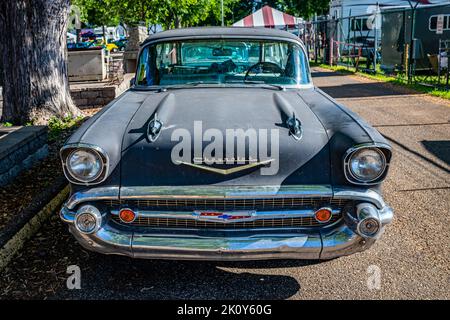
[{"left": 194, "top": 210, "right": 256, "bottom": 223}]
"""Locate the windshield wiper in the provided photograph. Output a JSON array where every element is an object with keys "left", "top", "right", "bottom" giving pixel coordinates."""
[
  {"left": 131, "top": 85, "right": 166, "bottom": 92},
  {"left": 227, "top": 80, "right": 286, "bottom": 91},
  {"left": 158, "top": 81, "right": 222, "bottom": 90},
  {"left": 184, "top": 81, "right": 222, "bottom": 85}
]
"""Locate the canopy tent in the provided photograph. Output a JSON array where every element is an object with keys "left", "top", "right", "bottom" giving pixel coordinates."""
[{"left": 233, "top": 6, "right": 302, "bottom": 28}]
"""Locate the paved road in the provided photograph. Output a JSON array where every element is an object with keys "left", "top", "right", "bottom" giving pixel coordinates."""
[{"left": 1, "top": 68, "right": 449, "bottom": 299}]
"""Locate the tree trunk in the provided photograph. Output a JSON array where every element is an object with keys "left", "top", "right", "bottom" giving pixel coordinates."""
[
  {"left": 174, "top": 15, "right": 182, "bottom": 29},
  {"left": 0, "top": 0, "right": 80, "bottom": 125}
]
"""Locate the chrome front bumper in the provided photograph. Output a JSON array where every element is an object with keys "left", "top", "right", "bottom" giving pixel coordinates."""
[{"left": 60, "top": 185, "right": 393, "bottom": 261}]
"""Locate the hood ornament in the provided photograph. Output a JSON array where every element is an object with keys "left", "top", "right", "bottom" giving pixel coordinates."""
[
  {"left": 147, "top": 113, "right": 163, "bottom": 142},
  {"left": 286, "top": 112, "right": 303, "bottom": 141}
]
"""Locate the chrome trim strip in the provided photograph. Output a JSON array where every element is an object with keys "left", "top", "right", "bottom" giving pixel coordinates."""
[
  {"left": 60, "top": 206, "right": 76, "bottom": 223},
  {"left": 131, "top": 233, "right": 322, "bottom": 260},
  {"left": 66, "top": 186, "right": 120, "bottom": 210},
  {"left": 110, "top": 209, "right": 341, "bottom": 221},
  {"left": 64, "top": 185, "right": 387, "bottom": 210},
  {"left": 320, "top": 224, "right": 376, "bottom": 259},
  {"left": 68, "top": 224, "right": 132, "bottom": 257},
  {"left": 379, "top": 206, "right": 394, "bottom": 226},
  {"left": 66, "top": 220, "right": 373, "bottom": 260},
  {"left": 332, "top": 187, "right": 385, "bottom": 209},
  {"left": 120, "top": 185, "right": 333, "bottom": 199}
]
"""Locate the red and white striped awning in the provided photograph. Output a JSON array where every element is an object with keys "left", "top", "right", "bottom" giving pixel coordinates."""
[{"left": 233, "top": 6, "right": 301, "bottom": 28}]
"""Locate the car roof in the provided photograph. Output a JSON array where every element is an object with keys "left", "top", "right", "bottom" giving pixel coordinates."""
[{"left": 141, "top": 27, "right": 301, "bottom": 45}]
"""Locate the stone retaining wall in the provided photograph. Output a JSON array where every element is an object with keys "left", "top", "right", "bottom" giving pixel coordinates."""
[
  {"left": 0, "top": 126, "right": 48, "bottom": 186},
  {"left": 70, "top": 85, "right": 117, "bottom": 109},
  {"left": 70, "top": 73, "right": 133, "bottom": 109},
  {"left": 109, "top": 54, "right": 124, "bottom": 82}
]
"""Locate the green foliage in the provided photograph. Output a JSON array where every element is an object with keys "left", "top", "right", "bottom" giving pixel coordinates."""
[
  {"left": 71, "top": 0, "right": 120, "bottom": 27},
  {"left": 72, "top": 0, "right": 221, "bottom": 28},
  {"left": 1, "top": 121, "right": 35, "bottom": 127},
  {"left": 71, "top": 0, "right": 330, "bottom": 29},
  {"left": 233, "top": 0, "right": 330, "bottom": 21},
  {"left": 107, "top": 0, "right": 159, "bottom": 27},
  {"left": 48, "top": 115, "right": 84, "bottom": 141},
  {"left": 285, "top": 0, "right": 330, "bottom": 19},
  {"left": 198, "top": 0, "right": 249, "bottom": 26}
]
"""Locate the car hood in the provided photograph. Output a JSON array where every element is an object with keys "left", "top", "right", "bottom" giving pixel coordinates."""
[{"left": 120, "top": 87, "right": 330, "bottom": 187}]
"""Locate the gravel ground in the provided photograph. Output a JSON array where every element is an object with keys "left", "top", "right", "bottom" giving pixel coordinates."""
[{"left": 0, "top": 68, "right": 449, "bottom": 300}]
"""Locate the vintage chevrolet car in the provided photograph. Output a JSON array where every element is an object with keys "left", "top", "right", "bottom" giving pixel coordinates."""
[{"left": 60, "top": 27, "right": 393, "bottom": 261}]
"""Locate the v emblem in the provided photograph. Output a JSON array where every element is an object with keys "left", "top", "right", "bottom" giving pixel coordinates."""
[{"left": 175, "top": 159, "right": 274, "bottom": 175}]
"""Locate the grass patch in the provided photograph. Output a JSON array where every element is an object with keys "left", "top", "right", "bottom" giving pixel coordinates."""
[
  {"left": 310, "top": 62, "right": 450, "bottom": 100},
  {"left": 48, "top": 115, "right": 84, "bottom": 141}
]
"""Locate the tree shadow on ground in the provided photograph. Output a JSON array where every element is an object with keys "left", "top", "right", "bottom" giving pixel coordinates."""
[
  {"left": 422, "top": 140, "right": 450, "bottom": 166},
  {"left": 316, "top": 82, "right": 419, "bottom": 99},
  {"left": 311, "top": 71, "right": 349, "bottom": 78}
]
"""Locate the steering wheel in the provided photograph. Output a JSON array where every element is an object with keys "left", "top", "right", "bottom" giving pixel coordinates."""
[{"left": 244, "top": 62, "right": 283, "bottom": 81}]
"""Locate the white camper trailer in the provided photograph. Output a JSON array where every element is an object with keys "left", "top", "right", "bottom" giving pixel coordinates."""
[
  {"left": 330, "top": 0, "right": 449, "bottom": 41},
  {"left": 329, "top": 0, "right": 449, "bottom": 67}
]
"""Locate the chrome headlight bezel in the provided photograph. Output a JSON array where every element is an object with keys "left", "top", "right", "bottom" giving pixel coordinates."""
[
  {"left": 343, "top": 144, "right": 391, "bottom": 185},
  {"left": 75, "top": 205, "right": 103, "bottom": 234},
  {"left": 60, "top": 144, "right": 109, "bottom": 185}
]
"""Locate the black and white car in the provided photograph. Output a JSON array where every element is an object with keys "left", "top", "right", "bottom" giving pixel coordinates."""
[{"left": 60, "top": 27, "right": 393, "bottom": 261}]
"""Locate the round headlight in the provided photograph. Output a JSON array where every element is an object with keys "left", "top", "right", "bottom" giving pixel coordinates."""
[
  {"left": 66, "top": 149, "right": 103, "bottom": 182},
  {"left": 349, "top": 148, "right": 386, "bottom": 182}
]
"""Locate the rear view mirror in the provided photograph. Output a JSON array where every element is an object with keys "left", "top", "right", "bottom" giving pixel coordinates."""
[{"left": 213, "top": 48, "right": 233, "bottom": 56}]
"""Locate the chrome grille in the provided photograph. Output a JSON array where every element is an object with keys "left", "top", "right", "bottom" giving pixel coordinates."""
[
  {"left": 105, "top": 197, "right": 347, "bottom": 211},
  {"left": 111, "top": 214, "right": 341, "bottom": 229}
]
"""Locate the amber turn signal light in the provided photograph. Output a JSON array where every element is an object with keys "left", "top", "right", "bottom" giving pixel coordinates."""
[
  {"left": 315, "top": 208, "right": 332, "bottom": 223},
  {"left": 119, "top": 208, "right": 136, "bottom": 223}
]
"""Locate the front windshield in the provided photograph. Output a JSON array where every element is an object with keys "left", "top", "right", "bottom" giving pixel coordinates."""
[{"left": 135, "top": 39, "right": 311, "bottom": 87}]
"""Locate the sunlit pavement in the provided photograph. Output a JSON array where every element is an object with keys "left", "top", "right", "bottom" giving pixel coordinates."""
[{"left": 1, "top": 68, "right": 449, "bottom": 299}]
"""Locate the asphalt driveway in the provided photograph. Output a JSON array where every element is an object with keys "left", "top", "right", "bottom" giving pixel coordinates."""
[{"left": 1, "top": 68, "right": 449, "bottom": 300}]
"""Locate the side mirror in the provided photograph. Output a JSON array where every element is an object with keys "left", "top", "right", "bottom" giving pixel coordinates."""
[{"left": 130, "top": 77, "right": 135, "bottom": 87}]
